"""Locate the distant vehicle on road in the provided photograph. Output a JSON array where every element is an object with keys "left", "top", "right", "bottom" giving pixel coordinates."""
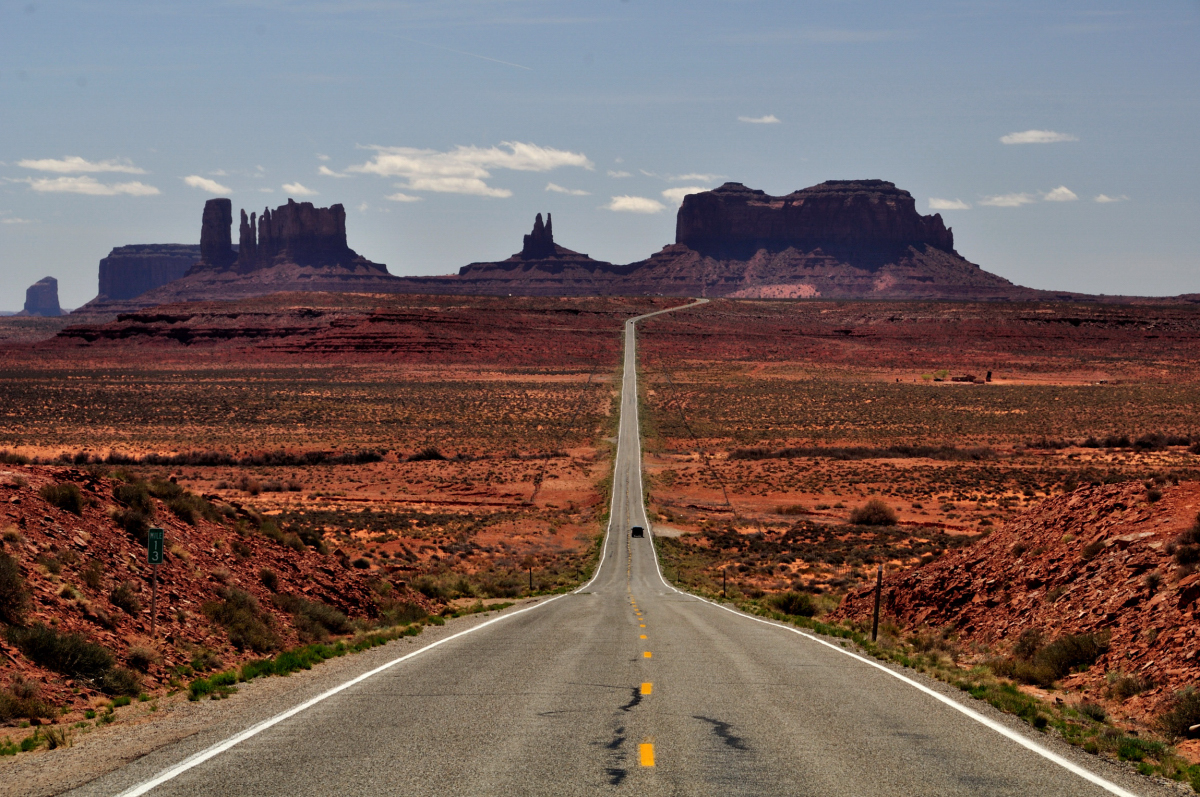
[{"left": 630, "top": 526, "right": 644, "bottom": 538}]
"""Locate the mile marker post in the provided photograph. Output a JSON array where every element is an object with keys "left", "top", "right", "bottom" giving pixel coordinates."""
[
  {"left": 147, "top": 527, "right": 164, "bottom": 638},
  {"left": 871, "top": 564, "right": 883, "bottom": 643}
]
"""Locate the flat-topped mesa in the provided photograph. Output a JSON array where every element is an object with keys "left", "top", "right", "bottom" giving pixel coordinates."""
[
  {"left": 97, "top": 244, "right": 199, "bottom": 301},
  {"left": 520, "top": 213, "right": 557, "bottom": 259},
  {"left": 676, "top": 180, "right": 956, "bottom": 266},
  {"left": 189, "top": 198, "right": 386, "bottom": 275}
]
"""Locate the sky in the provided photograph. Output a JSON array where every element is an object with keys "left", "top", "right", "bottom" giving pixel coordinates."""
[{"left": 1, "top": 0, "right": 1197, "bottom": 309}]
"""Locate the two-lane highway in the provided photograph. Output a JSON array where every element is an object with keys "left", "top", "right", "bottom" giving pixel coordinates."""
[{"left": 76, "top": 301, "right": 1161, "bottom": 796}]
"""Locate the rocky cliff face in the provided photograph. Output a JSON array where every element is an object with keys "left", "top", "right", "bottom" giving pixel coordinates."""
[
  {"left": 520, "top": 213, "right": 557, "bottom": 259},
  {"left": 196, "top": 198, "right": 237, "bottom": 271},
  {"left": 191, "top": 198, "right": 385, "bottom": 275},
  {"left": 21, "top": 276, "right": 63, "bottom": 316},
  {"left": 97, "top": 244, "right": 200, "bottom": 301},
  {"left": 676, "top": 180, "right": 955, "bottom": 265},
  {"left": 79, "top": 198, "right": 393, "bottom": 312}
]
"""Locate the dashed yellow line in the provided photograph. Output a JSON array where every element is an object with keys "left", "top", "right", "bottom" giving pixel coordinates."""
[
  {"left": 640, "top": 634, "right": 646, "bottom": 639},
  {"left": 643, "top": 651, "right": 652, "bottom": 658},
  {"left": 640, "top": 742, "right": 655, "bottom": 767},
  {"left": 641, "top": 682, "right": 652, "bottom": 695}
]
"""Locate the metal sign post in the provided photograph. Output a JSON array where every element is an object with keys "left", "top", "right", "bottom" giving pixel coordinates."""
[
  {"left": 147, "top": 527, "right": 164, "bottom": 638},
  {"left": 871, "top": 565, "right": 883, "bottom": 643}
]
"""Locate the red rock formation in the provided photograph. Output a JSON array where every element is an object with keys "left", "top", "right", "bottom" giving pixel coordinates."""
[
  {"left": 521, "top": 212, "right": 557, "bottom": 259},
  {"left": 195, "top": 198, "right": 237, "bottom": 271},
  {"left": 95, "top": 244, "right": 199, "bottom": 301},
  {"left": 20, "top": 276, "right": 63, "bottom": 316},
  {"left": 677, "top": 180, "right": 955, "bottom": 264},
  {"left": 832, "top": 481, "right": 1200, "bottom": 713}
]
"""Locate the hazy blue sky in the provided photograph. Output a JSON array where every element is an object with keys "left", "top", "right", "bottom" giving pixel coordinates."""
[{"left": 1, "top": 1, "right": 1197, "bottom": 308}]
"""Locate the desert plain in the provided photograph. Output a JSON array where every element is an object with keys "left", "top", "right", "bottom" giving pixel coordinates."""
[{"left": 5, "top": 293, "right": 1200, "bottom": 784}]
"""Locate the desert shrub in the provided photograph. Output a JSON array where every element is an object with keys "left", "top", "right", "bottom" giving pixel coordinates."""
[
  {"left": 165, "top": 492, "right": 221, "bottom": 526},
  {"left": 0, "top": 677, "right": 53, "bottom": 722},
  {"left": 1079, "top": 702, "right": 1107, "bottom": 722},
  {"left": 0, "top": 450, "right": 30, "bottom": 465},
  {"left": 1080, "top": 539, "right": 1105, "bottom": 560},
  {"left": 188, "top": 648, "right": 223, "bottom": 672},
  {"left": 81, "top": 559, "right": 104, "bottom": 590},
  {"left": 40, "top": 483, "right": 86, "bottom": 515},
  {"left": 231, "top": 539, "right": 252, "bottom": 559},
  {"left": 109, "top": 582, "right": 142, "bottom": 615},
  {"left": 113, "top": 482, "right": 154, "bottom": 516},
  {"left": 351, "top": 557, "right": 371, "bottom": 569},
  {"left": 98, "top": 667, "right": 142, "bottom": 697},
  {"left": 259, "top": 520, "right": 285, "bottom": 544},
  {"left": 126, "top": 644, "right": 161, "bottom": 672},
  {"left": 282, "top": 533, "right": 306, "bottom": 553},
  {"left": 378, "top": 600, "right": 428, "bottom": 626},
  {"left": 146, "top": 479, "right": 183, "bottom": 501},
  {"left": 202, "top": 587, "right": 279, "bottom": 653},
  {"left": 188, "top": 669, "right": 239, "bottom": 701},
  {"left": 849, "top": 499, "right": 897, "bottom": 527},
  {"left": 6, "top": 623, "right": 114, "bottom": 679},
  {"left": 769, "top": 591, "right": 817, "bottom": 617},
  {"left": 408, "top": 447, "right": 446, "bottom": 462},
  {"left": 0, "top": 552, "right": 31, "bottom": 625},
  {"left": 259, "top": 568, "right": 280, "bottom": 592},
  {"left": 1173, "top": 516, "right": 1200, "bottom": 565},
  {"left": 1157, "top": 686, "right": 1200, "bottom": 741},
  {"left": 1142, "top": 571, "right": 1162, "bottom": 593},
  {"left": 271, "top": 594, "right": 351, "bottom": 641},
  {"left": 991, "top": 631, "right": 1107, "bottom": 687},
  {"left": 113, "top": 508, "right": 151, "bottom": 539},
  {"left": 1108, "top": 671, "right": 1153, "bottom": 701}
]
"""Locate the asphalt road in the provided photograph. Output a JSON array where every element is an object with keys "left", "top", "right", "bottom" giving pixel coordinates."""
[{"left": 76, "top": 302, "right": 1165, "bottom": 796}]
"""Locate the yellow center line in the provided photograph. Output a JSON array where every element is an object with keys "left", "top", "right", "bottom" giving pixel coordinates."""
[
  {"left": 640, "top": 634, "right": 647, "bottom": 639},
  {"left": 643, "top": 651, "right": 652, "bottom": 658},
  {"left": 640, "top": 742, "right": 655, "bottom": 767},
  {"left": 641, "top": 682, "right": 652, "bottom": 695}
]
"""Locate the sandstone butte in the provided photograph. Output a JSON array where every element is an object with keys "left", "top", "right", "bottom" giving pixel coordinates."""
[
  {"left": 17, "top": 276, "right": 64, "bottom": 317},
  {"left": 75, "top": 179, "right": 1184, "bottom": 314},
  {"left": 834, "top": 480, "right": 1200, "bottom": 720}
]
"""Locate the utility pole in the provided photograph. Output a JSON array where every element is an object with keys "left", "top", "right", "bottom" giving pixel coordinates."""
[
  {"left": 529, "top": 565, "right": 533, "bottom": 593},
  {"left": 147, "top": 527, "right": 164, "bottom": 638},
  {"left": 871, "top": 565, "right": 883, "bottom": 643},
  {"left": 722, "top": 567, "right": 727, "bottom": 599}
]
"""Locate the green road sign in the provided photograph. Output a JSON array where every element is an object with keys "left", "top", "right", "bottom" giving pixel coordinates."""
[{"left": 148, "top": 527, "right": 164, "bottom": 565}]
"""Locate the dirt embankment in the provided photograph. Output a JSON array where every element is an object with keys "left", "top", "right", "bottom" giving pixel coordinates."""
[
  {"left": 835, "top": 480, "right": 1200, "bottom": 716},
  {"left": 0, "top": 464, "right": 432, "bottom": 726}
]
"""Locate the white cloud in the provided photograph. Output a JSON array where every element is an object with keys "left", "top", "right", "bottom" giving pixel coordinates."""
[
  {"left": 357, "top": 202, "right": 369, "bottom": 212},
  {"left": 662, "top": 186, "right": 709, "bottom": 205},
  {"left": 605, "top": 195, "right": 665, "bottom": 214},
  {"left": 546, "top": 182, "right": 590, "bottom": 196},
  {"left": 1042, "top": 185, "right": 1078, "bottom": 202},
  {"left": 183, "top": 175, "right": 231, "bottom": 194},
  {"left": 1094, "top": 193, "right": 1128, "bottom": 203},
  {"left": 22, "top": 176, "right": 159, "bottom": 196},
  {"left": 282, "top": 182, "right": 318, "bottom": 196},
  {"left": 318, "top": 165, "right": 349, "bottom": 178},
  {"left": 17, "top": 155, "right": 146, "bottom": 174},
  {"left": 349, "top": 141, "right": 593, "bottom": 198},
  {"left": 1, "top": 217, "right": 34, "bottom": 224},
  {"left": 670, "top": 173, "right": 721, "bottom": 182},
  {"left": 607, "top": 169, "right": 631, "bottom": 178},
  {"left": 979, "top": 192, "right": 1037, "bottom": 207},
  {"left": 738, "top": 114, "right": 781, "bottom": 124},
  {"left": 384, "top": 192, "right": 422, "bottom": 202},
  {"left": 317, "top": 154, "right": 331, "bottom": 161},
  {"left": 258, "top": 188, "right": 274, "bottom": 193},
  {"left": 928, "top": 198, "right": 970, "bottom": 210},
  {"left": 1000, "top": 129, "right": 1079, "bottom": 144}
]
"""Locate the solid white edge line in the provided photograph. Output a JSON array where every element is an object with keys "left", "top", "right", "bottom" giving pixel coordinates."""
[
  {"left": 118, "top": 300, "right": 703, "bottom": 796},
  {"left": 116, "top": 594, "right": 566, "bottom": 797},
  {"left": 630, "top": 314, "right": 1139, "bottom": 797}
]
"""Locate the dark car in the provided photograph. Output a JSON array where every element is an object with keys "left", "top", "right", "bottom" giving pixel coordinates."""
[{"left": 631, "top": 526, "right": 644, "bottom": 538}]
